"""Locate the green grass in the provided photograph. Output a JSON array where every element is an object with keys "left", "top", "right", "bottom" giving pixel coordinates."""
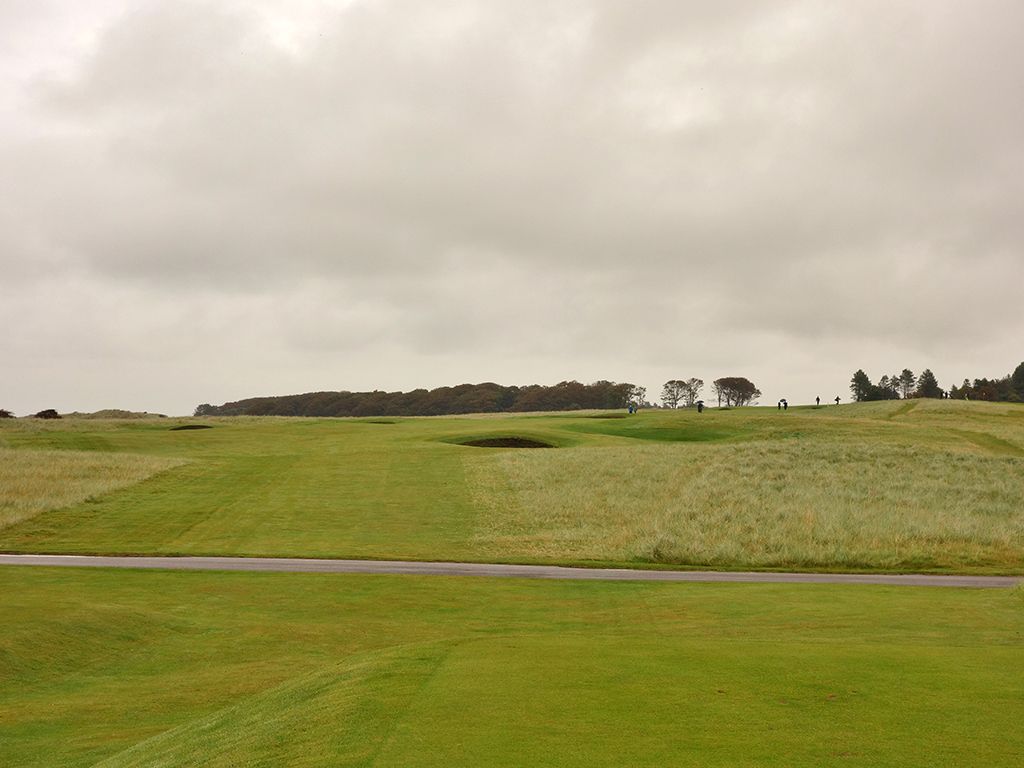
[
  {"left": 0, "top": 399, "right": 1022, "bottom": 572},
  {"left": 1, "top": 566, "right": 1022, "bottom": 767},
  {"left": 470, "top": 439, "right": 1024, "bottom": 571},
  {"left": 0, "top": 447, "right": 182, "bottom": 530},
  {"left": 3, "top": 403, "right": 1022, "bottom": 765}
]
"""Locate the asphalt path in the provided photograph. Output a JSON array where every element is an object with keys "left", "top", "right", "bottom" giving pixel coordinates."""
[{"left": 0, "top": 554, "right": 1019, "bottom": 588}]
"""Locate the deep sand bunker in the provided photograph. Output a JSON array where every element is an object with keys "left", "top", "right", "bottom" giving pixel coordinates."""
[
  {"left": 458, "top": 437, "right": 554, "bottom": 448},
  {"left": 169, "top": 424, "right": 214, "bottom": 431}
]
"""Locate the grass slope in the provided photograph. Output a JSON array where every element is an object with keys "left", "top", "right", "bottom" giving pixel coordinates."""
[
  {"left": 95, "top": 643, "right": 452, "bottom": 768},
  {"left": 0, "top": 399, "right": 1022, "bottom": 572},
  {"left": 1, "top": 567, "right": 1022, "bottom": 767}
]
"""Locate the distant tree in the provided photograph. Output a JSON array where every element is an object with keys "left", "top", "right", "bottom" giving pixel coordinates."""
[
  {"left": 32, "top": 409, "right": 61, "bottom": 419},
  {"left": 949, "top": 368, "right": 1024, "bottom": 402},
  {"left": 661, "top": 380, "right": 685, "bottom": 409},
  {"left": 194, "top": 403, "right": 217, "bottom": 417},
  {"left": 682, "top": 377, "right": 704, "bottom": 407},
  {"left": 971, "top": 378, "right": 1000, "bottom": 401},
  {"left": 850, "top": 370, "right": 873, "bottom": 402},
  {"left": 882, "top": 376, "right": 900, "bottom": 400},
  {"left": 659, "top": 379, "right": 703, "bottom": 408},
  {"left": 0, "top": 409, "right": 13, "bottom": 419},
  {"left": 915, "top": 369, "right": 943, "bottom": 398},
  {"left": 712, "top": 377, "right": 761, "bottom": 407},
  {"left": 898, "top": 369, "right": 916, "bottom": 399},
  {"left": 627, "top": 385, "right": 647, "bottom": 408},
  {"left": 1012, "top": 362, "right": 1024, "bottom": 400},
  {"left": 889, "top": 373, "right": 902, "bottom": 398}
]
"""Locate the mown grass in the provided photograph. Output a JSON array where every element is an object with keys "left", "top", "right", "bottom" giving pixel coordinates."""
[
  {"left": 0, "top": 399, "right": 1022, "bottom": 572},
  {"left": 1, "top": 567, "right": 1022, "bottom": 767}
]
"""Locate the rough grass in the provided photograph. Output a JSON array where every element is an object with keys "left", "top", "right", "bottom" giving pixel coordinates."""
[
  {"left": 0, "top": 448, "right": 183, "bottom": 531},
  {"left": 1, "top": 400, "right": 1022, "bottom": 572},
  {"left": 2, "top": 567, "right": 1023, "bottom": 767},
  {"left": 469, "top": 441, "right": 1024, "bottom": 570}
]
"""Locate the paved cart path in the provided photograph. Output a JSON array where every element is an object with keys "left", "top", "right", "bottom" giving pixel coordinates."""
[{"left": 0, "top": 554, "right": 1019, "bottom": 587}]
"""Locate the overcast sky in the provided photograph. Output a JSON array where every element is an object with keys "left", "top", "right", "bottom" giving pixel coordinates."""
[{"left": 2, "top": 1, "right": 1022, "bottom": 415}]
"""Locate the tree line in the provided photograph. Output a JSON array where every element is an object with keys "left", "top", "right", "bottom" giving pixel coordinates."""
[
  {"left": 195, "top": 375, "right": 767, "bottom": 418},
  {"left": 194, "top": 380, "right": 642, "bottom": 417},
  {"left": 950, "top": 362, "right": 1024, "bottom": 402},
  {"left": 660, "top": 377, "right": 762, "bottom": 408},
  {"left": 0, "top": 408, "right": 58, "bottom": 419},
  {"left": 850, "top": 362, "right": 1024, "bottom": 402}
]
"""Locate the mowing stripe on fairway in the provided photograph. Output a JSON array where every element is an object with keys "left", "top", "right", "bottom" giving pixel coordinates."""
[{"left": 0, "top": 554, "right": 1019, "bottom": 587}]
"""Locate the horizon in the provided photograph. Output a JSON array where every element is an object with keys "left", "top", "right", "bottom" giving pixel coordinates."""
[{"left": 8, "top": 363, "right": 1021, "bottom": 418}]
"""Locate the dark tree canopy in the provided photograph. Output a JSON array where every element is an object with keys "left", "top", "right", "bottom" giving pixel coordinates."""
[
  {"left": 852, "top": 368, "right": 936, "bottom": 401},
  {"left": 850, "top": 370, "right": 873, "bottom": 402},
  {"left": 682, "top": 378, "right": 704, "bottom": 407},
  {"left": 851, "top": 366, "right": 954, "bottom": 403},
  {"left": 898, "top": 369, "right": 917, "bottom": 399},
  {"left": 914, "top": 369, "right": 943, "bottom": 398},
  {"left": 661, "top": 380, "right": 686, "bottom": 409},
  {"left": 1013, "top": 362, "right": 1024, "bottom": 400},
  {"left": 949, "top": 362, "right": 1024, "bottom": 402},
  {"left": 195, "top": 380, "right": 638, "bottom": 418},
  {"left": 662, "top": 379, "right": 704, "bottom": 408},
  {"left": 711, "top": 377, "right": 761, "bottom": 407},
  {"left": 0, "top": 409, "right": 13, "bottom": 419},
  {"left": 32, "top": 409, "right": 61, "bottom": 419},
  {"left": 627, "top": 385, "right": 648, "bottom": 408}
]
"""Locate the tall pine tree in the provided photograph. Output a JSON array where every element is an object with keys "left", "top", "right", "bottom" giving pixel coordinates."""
[
  {"left": 850, "top": 370, "right": 873, "bottom": 402},
  {"left": 915, "top": 369, "right": 943, "bottom": 398}
]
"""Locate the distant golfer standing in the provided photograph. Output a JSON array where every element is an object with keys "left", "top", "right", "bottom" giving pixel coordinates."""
[
  {"left": 816, "top": 396, "right": 820, "bottom": 406},
  {"left": 697, "top": 400, "right": 704, "bottom": 413},
  {"left": 835, "top": 396, "right": 840, "bottom": 405}
]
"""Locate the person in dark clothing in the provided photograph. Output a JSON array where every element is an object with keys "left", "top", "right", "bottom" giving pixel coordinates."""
[
  {"left": 816, "top": 396, "right": 820, "bottom": 406},
  {"left": 835, "top": 396, "right": 840, "bottom": 405},
  {"left": 696, "top": 400, "right": 704, "bottom": 413}
]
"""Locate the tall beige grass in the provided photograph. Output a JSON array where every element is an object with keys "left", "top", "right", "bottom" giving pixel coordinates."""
[
  {"left": 468, "top": 440, "right": 1024, "bottom": 570},
  {"left": 0, "top": 448, "right": 183, "bottom": 530}
]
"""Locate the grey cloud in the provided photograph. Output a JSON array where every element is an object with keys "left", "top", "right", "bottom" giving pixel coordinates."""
[{"left": 2, "top": 0, "right": 1022, "bottom": 414}]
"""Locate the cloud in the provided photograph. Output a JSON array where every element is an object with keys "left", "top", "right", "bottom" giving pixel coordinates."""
[{"left": 2, "top": 0, "right": 1022, "bottom": 414}]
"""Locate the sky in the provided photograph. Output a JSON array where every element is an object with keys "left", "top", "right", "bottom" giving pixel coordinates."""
[{"left": 2, "top": 0, "right": 1022, "bottom": 416}]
